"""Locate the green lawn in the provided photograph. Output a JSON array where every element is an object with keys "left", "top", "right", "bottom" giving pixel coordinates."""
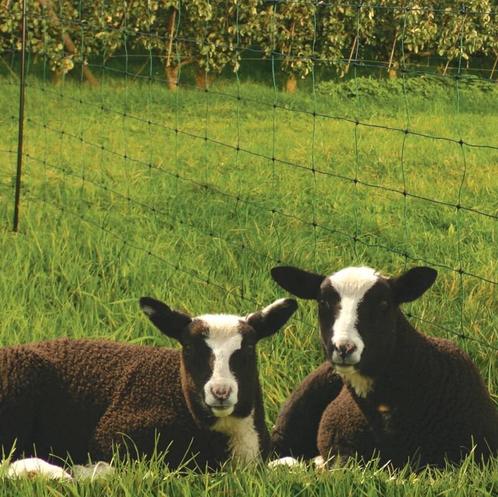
[{"left": 0, "top": 72, "right": 497, "bottom": 495}]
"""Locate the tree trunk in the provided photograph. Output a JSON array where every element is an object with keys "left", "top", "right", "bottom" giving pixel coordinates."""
[
  {"left": 52, "top": 67, "right": 64, "bottom": 85},
  {"left": 195, "top": 70, "right": 214, "bottom": 90},
  {"left": 343, "top": 35, "right": 358, "bottom": 77},
  {"left": 164, "top": 7, "right": 178, "bottom": 90},
  {"left": 387, "top": 30, "right": 398, "bottom": 79},
  {"left": 165, "top": 64, "right": 179, "bottom": 90},
  {"left": 284, "top": 74, "right": 297, "bottom": 93},
  {"left": 80, "top": 61, "right": 98, "bottom": 87},
  {"left": 490, "top": 52, "right": 498, "bottom": 80},
  {"left": 38, "top": 0, "right": 98, "bottom": 86},
  {"left": 442, "top": 59, "right": 451, "bottom": 76}
]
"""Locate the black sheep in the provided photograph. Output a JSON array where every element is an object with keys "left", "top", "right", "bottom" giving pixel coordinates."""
[
  {"left": 270, "top": 265, "right": 498, "bottom": 469},
  {"left": 0, "top": 297, "right": 297, "bottom": 470}
]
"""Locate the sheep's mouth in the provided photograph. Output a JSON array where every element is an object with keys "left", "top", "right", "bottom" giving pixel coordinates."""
[
  {"left": 332, "top": 361, "right": 359, "bottom": 369},
  {"left": 209, "top": 405, "right": 234, "bottom": 417},
  {"left": 206, "top": 399, "right": 236, "bottom": 417}
]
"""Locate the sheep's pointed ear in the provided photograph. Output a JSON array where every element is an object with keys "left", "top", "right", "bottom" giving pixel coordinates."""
[
  {"left": 246, "top": 298, "right": 298, "bottom": 340},
  {"left": 271, "top": 266, "right": 325, "bottom": 300},
  {"left": 139, "top": 297, "right": 192, "bottom": 341},
  {"left": 390, "top": 267, "right": 438, "bottom": 304}
]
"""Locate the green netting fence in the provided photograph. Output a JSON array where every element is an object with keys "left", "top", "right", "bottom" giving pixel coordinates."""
[{"left": 1, "top": 1, "right": 497, "bottom": 367}]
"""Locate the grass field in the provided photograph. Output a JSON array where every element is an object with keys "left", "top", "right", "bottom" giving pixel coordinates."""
[{"left": 0, "top": 70, "right": 497, "bottom": 495}]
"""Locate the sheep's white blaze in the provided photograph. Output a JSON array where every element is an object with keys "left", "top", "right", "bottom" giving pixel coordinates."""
[
  {"left": 213, "top": 410, "right": 260, "bottom": 463},
  {"left": 328, "top": 267, "right": 378, "bottom": 396},
  {"left": 329, "top": 267, "right": 378, "bottom": 357},
  {"left": 201, "top": 314, "right": 243, "bottom": 416}
]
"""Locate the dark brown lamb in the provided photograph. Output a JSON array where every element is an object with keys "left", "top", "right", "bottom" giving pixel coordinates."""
[
  {"left": 0, "top": 297, "right": 297, "bottom": 470},
  {"left": 270, "top": 265, "right": 498, "bottom": 469}
]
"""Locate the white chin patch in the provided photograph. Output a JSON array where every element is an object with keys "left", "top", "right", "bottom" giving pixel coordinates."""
[
  {"left": 211, "top": 406, "right": 234, "bottom": 417},
  {"left": 334, "top": 365, "right": 374, "bottom": 398}
]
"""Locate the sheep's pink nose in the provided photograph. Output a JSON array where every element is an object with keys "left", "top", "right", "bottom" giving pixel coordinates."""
[
  {"left": 334, "top": 341, "right": 357, "bottom": 360},
  {"left": 210, "top": 385, "right": 232, "bottom": 402}
]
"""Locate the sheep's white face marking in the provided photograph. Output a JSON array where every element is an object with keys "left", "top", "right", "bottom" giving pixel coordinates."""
[
  {"left": 201, "top": 314, "right": 243, "bottom": 417},
  {"left": 328, "top": 267, "right": 379, "bottom": 365},
  {"left": 320, "top": 267, "right": 379, "bottom": 397}
]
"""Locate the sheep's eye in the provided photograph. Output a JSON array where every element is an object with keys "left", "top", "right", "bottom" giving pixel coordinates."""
[{"left": 318, "top": 299, "right": 330, "bottom": 309}]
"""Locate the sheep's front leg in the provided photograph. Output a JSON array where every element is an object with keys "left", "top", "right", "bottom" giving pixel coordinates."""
[
  {"left": 317, "top": 388, "right": 377, "bottom": 465},
  {"left": 271, "top": 362, "right": 343, "bottom": 459},
  {"left": 91, "top": 408, "right": 204, "bottom": 468},
  {"left": 91, "top": 408, "right": 162, "bottom": 461}
]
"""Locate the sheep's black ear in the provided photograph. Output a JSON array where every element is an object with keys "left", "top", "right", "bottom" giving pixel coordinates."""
[
  {"left": 246, "top": 298, "right": 298, "bottom": 340},
  {"left": 139, "top": 297, "right": 192, "bottom": 341},
  {"left": 271, "top": 266, "right": 325, "bottom": 300},
  {"left": 390, "top": 267, "right": 438, "bottom": 304}
]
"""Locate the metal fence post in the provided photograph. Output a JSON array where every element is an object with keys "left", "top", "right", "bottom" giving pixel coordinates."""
[{"left": 13, "top": 0, "right": 27, "bottom": 232}]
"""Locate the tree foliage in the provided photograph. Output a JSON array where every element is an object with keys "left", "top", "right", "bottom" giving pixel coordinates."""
[{"left": 1, "top": 0, "right": 497, "bottom": 87}]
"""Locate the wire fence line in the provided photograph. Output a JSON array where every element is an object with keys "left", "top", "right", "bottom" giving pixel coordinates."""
[
  {"left": 23, "top": 78, "right": 498, "bottom": 153},
  {"left": 1, "top": 1, "right": 497, "bottom": 357},
  {"left": 14, "top": 101, "right": 495, "bottom": 225},
  {"left": 14, "top": 165, "right": 498, "bottom": 354}
]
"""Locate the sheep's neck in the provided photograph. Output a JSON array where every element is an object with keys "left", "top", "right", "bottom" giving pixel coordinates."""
[{"left": 369, "top": 313, "right": 433, "bottom": 401}]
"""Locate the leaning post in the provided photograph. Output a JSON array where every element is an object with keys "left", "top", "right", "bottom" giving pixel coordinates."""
[{"left": 13, "top": 0, "right": 27, "bottom": 232}]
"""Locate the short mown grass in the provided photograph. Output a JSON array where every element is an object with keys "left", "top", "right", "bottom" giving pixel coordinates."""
[{"left": 0, "top": 71, "right": 497, "bottom": 495}]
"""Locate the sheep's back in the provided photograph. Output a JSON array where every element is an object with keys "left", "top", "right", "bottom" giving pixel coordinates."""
[{"left": 26, "top": 338, "right": 180, "bottom": 403}]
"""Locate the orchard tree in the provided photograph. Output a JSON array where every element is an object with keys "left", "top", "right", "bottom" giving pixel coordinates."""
[
  {"left": 369, "top": 0, "right": 438, "bottom": 78},
  {"left": 436, "top": 0, "right": 493, "bottom": 74},
  {"left": 134, "top": 0, "right": 260, "bottom": 90},
  {"left": 130, "top": 1, "right": 180, "bottom": 89},
  {"left": 185, "top": 0, "right": 260, "bottom": 88},
  {"left": 0, "top": 0, "right": 66, "bottom": 79},
  {"left": 257, "top": 0, "right": 317, "bottom": 92},
  {"left": 483, "top": 4, "right": 498, "bottom": 78},
  {"left": 0, "top": 0, "right": 127, "bottom": 84},
  {"left": 47, "top": 0, "right": 128, "bottom": 84},
  {"left": 2, "top": 0, "right": 497, "bottom": 86},
  {"left": 318, "top": 3, "right": 376, "bottom": 77}
]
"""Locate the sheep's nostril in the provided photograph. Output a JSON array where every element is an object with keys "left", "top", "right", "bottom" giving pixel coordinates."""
[
  {"left": 334, "top": 342, "right": 357, "bottom": 360},
  {"left": 210, "top": 385, "right": 232, "bottom": 402}
]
